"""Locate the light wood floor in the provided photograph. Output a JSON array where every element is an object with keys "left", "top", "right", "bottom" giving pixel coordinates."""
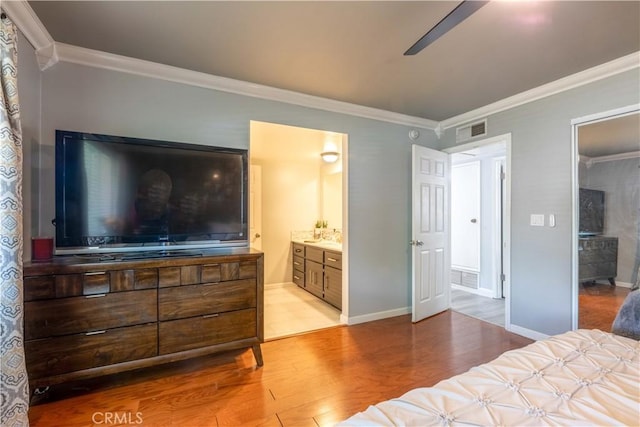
[
  {"left": 28, "top": 311, "right": 532, "bottom": 427},
  {"left": 450, "top": 288, "right": 505, "bottom": 327}
]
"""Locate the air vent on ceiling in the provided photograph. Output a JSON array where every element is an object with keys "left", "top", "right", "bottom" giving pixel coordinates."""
[{"left": 456, "top": 119, "right": 487, "bottom": 143}]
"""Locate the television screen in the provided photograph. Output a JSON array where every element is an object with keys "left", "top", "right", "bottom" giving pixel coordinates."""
[
  {"left": 579, "top": 188, "right": 605, "bottom": 236},
  {"left": 55, "top": 130, "right": 248, "bottom": 254}
]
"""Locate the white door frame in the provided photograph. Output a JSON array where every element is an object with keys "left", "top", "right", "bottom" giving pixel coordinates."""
[
  {"left": 444, "top": 133, "right": 512, "bottom": 330},
  {"left": 570, "top": 104, "right": 640, "bottom": 330},
  {"left": 493, "top": 156, "right": 506, "bottom": 298}
]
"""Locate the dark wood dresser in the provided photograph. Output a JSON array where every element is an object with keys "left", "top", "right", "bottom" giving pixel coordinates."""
[
  {"left": 23, "top": 248, "right": 263, "bottom": 391},
  {"left": 578, "top": 236, "right": 618, "bottom": 285}
]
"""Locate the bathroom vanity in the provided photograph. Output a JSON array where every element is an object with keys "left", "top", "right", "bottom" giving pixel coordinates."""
[{"left": 292, "top": 241, "right": 342, "bottom": 309}]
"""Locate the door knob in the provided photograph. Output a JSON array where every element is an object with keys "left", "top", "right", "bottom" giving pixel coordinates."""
[
  {"left": 410, "top": 240, "right": 424, "bottom": 246},
  {"left": 255, "top": 233, "right": 261, "bottom": 238},
  {"left": 470, "top": 218, "right": 477, "bottom": 223}
]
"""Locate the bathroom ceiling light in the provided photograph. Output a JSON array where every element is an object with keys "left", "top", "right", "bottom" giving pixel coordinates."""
[{"left": 321, "top": 151, "right": 339, "bottom": 163}]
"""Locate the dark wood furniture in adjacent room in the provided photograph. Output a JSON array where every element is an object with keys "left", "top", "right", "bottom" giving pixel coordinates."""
[
  {"left": 578, "top": 236, "right": 618, "bottom": 286},
  {"left": 23, "top": 248, "right": 263, "bottom": 392}
]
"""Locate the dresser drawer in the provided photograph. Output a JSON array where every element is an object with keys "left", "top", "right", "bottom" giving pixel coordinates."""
[
  {"left": 25, "top": 289, "right": 157, "bottom": 340},
  {"left": 158, "top": 279, "right": 256, "bottom": 321},
  {"left": 25, "top": 323, "right": 157, "bottom": 378},
  {"left": 159, "top": 308, "right": 256, "bottom": 354},
  {"left": 324, "top": 251, "right": 342, "bottom": 270},
  {"left": 579, "top": 262, "right": 617, "bottom": 280}
]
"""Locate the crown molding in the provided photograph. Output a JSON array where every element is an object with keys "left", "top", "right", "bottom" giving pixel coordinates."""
[
  {"left": 52, "top": 42, "right": 438, "bottom": 130},
  {"left": 2, "top": 1, "right": 52, "bottom": 51},
  {"left": 581, "top": 150, "right": 640, "bottom": 168},
  {"left": 6, "top": 0, "right": 638, "bottom": 133},
  {"left": 5, "top": 1, "right": 437, "bottom": 129},
  {"left": 1, "top": 0, "right": 59, "bottom": 70},
  {"left": 440, "top": 51, "right": 640, "bottom": 131}
]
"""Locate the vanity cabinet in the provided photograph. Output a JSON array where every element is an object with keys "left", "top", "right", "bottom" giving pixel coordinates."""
[
  {"left": 23, "top": 249, "right": 264, "bottom": 391},
  {"left": 291, "top": 242, "right": 342, "bottom": 309},
  {"left": 305, "top": 260, "right": 325, "bottom": 299}
]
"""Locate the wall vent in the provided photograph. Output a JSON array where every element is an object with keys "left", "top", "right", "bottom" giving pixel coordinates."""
[
  {"left": 451, "top": 268, "right": 479, "bottom": 289},
  {"left": 456, "top": 119, "right": 487, "bottom": 143}
]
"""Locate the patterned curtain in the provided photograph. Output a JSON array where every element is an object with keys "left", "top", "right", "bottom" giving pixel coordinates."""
[{"left": 0, "top": 12, "right": 30, "bottom": 427}]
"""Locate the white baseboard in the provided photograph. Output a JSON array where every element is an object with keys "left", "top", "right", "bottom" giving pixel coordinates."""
[
  {"left": 451, "top": 284, "right": 495, "bottom": 298},
  {"left": 346, "top": 306, "right": 411, "bottom": 325},
  {"left": 506, "top": 323, "right": 550, "bottom": 341}
]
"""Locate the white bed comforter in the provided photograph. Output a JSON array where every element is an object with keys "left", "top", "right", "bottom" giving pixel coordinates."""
[{"left": 338, "top": 330, "right": 639, "bottom": 426}]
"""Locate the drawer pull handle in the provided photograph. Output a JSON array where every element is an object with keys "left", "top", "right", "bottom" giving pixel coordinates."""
[
  {"left": 294, "top": 275, "right": 301, "bottom": 280},
  {"left": 327, "top": 257, "right": 338, "bottom": 262},
  {"left": 86, "top": 330, "right": 106, "bottom": 336},
  {"left": 203, "top": 314, "right": 220, "bottom": 319},
  {"left": 85, "top": 293, "right": 107, "bottom": 298},
  {"left": 85, "top": 272, "right": 106, "bottom": 276},
  {"left": 294, "top": 262, "right": 301, "bottom": 266}
]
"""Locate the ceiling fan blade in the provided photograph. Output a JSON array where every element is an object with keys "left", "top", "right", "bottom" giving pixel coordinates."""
[{"left": 404, "top": 0, "right": 489, "bottom": 56}]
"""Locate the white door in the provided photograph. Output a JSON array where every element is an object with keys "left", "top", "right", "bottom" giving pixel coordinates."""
[
  {"left": 451, "top": 162, "right": 480, "bottom": 273},
  {"left": 249, "top": 165, "right": 262, "bottom": 250},
  {"left": 412, "top": 145, "right": 451, "bottom": 322}
]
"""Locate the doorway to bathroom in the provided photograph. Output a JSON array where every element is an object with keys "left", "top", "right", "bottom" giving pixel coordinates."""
[{"left": 249, "top": 121, "right": 348, "bottom": 340}]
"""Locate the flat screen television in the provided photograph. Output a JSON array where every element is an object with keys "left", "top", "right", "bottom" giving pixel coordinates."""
[
  {"left": 579, "top": 188, "right": 605, "bottom": 236},
  {"left": 55, "top": 130, "right": 248, "bottom": 255}
]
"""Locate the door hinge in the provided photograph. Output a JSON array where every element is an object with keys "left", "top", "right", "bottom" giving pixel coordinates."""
[
  {"left": 500, "top": 171, "right": 506, "bottom": 180},
  {"left": 500, "top": 273, "right": 506, "bottom": 282}
]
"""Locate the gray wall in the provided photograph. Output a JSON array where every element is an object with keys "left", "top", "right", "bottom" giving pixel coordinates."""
[
  {"left": 17, "top": 30, "right": 41, "bottom": 261},
  {"left": 30, "top": 61, "right": 439, "bottom": 319},
  {"left": 583, "top": 157, "right": 640, "bottom": 285},
  {"left": 437, "top": 69, "right": 640, "bottom": 335}
]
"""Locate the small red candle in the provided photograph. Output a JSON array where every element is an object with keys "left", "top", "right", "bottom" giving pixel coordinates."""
[{"left": 32, "top": 237, "right": 53, "bottom": 261}]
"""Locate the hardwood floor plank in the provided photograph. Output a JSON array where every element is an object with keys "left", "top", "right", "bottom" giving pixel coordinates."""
[
  {"left": 28, "top": 311, "right": 532, "bottom": 427},
  {"left": 579, "top": 282, "right": 629, "bottom": 330}
]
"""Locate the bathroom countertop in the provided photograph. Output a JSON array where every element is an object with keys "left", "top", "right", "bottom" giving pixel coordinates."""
[{"left": 292, "top": 239, "right": 342, "bottom": 252}]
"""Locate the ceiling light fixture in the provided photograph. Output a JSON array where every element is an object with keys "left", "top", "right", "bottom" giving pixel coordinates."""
[{"left": 321, "top": 151, "right": 339, "bottom": 163}]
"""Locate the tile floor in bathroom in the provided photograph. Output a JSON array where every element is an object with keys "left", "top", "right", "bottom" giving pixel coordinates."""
[{"left": 264, "top": 282, "right": 342, "bottom": 340}]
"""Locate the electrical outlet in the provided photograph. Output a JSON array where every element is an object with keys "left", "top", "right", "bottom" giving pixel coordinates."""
[{"left": 530, "top": 214, "right": 545, "bottom": 227}]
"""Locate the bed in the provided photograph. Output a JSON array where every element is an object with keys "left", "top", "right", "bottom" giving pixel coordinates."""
[{"left": 338, "top": 329, "right": 639, "bottom": 426}]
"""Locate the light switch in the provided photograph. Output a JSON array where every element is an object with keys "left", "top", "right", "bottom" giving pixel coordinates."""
[
  {"left": 530, "top": 214, "right": 545, "bottom": 227},
  {"left": 549, "top": 214, "right": 556, "bottom": 227}
]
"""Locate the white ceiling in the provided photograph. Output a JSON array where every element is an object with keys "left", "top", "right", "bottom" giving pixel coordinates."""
[{"left": 27, "top": 1, "right": 640, "bottom": 122}]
